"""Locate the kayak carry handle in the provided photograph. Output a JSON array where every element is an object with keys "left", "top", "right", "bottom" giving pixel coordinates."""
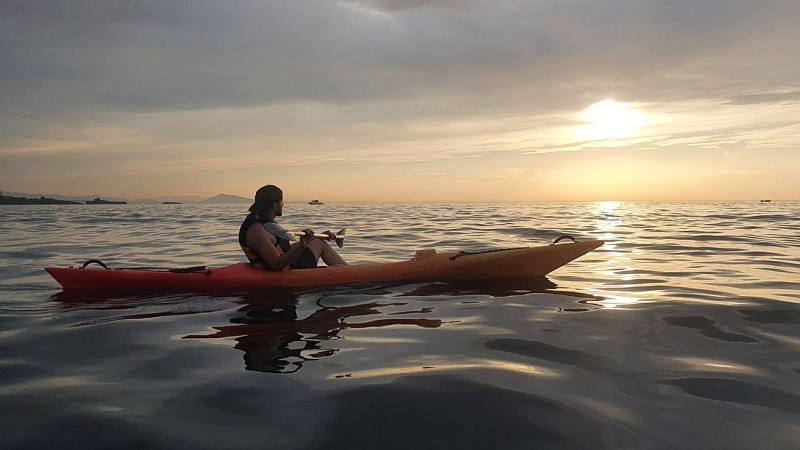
[
  {"left": 552, "top": 235, "right": 576, "bottom": 245},
  {"left": 82, "top": 259, "right": 109, "bottom": 269}
]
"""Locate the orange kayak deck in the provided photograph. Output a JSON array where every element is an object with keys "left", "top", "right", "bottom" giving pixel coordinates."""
[{"left": 45, "top": 240, "right": 604, "bottom": 291}]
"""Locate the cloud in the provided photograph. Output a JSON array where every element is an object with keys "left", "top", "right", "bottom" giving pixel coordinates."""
[
  {"left": 726, "top": 89, "right": 800, "bottom": 105},
  {"left": 4, "top": 0, "right": 799, "bottom": 122}
]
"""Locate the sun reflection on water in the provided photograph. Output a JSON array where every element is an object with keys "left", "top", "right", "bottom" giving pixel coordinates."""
[
  {"left": 326, "top": 358, "right": 561, "bottom": 380},
  {"left": 586, "top": 202, "right": 647, "bottom": 307},
  {"left": 669, "top": 357, "right": 761, "bottom": 375},
  {"left": 592, "top": 201, "right": 623, "bottom": 239},
  {"left": 584, "top": 293, "right": 646, "bottom": 309}
]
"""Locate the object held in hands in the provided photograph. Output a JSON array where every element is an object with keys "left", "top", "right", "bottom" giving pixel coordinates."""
[{"left": 263, "top": 222, "right": 346, "bottom": 248}]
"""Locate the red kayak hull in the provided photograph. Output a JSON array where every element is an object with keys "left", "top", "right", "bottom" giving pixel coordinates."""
[{"left": 45, "top": 240, "right": 604, "bottom": 291}]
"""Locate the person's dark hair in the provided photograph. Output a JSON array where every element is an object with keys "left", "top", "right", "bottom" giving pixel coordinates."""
[{"left": 249, "top": 185, "right": 282, "bottom": 214}]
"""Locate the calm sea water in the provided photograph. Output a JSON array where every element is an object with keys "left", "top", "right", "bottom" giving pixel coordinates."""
[{"left": 1, "top": 202, "right": 798, "bottom": 449}]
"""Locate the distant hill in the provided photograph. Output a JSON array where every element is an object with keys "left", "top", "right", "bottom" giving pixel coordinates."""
[{"left": 202, "top": 194, "right": 251, "bottom": 204}]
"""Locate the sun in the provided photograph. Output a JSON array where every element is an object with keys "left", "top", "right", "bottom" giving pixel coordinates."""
[{"left": 576, "top": 99, "right": 645, "bottom": 141}]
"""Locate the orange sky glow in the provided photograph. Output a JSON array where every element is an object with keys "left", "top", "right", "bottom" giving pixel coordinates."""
[{"left": 2, "top": 2, "right": 798, "bottom": 202}]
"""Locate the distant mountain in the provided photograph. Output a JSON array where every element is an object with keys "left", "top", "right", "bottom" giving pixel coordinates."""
[{"left": 202, "top": 194, "right": 251, "bottom": 204}]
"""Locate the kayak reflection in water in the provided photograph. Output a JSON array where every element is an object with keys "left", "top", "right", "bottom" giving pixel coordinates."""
[
  {"left": 184, "top": 292, "right": 442, "bottom": 374},
  {"left": 239, "top": 185, "right": 347, "bottom": 271}
]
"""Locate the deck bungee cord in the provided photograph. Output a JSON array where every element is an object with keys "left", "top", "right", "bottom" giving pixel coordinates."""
[
  {"left": 80, "top": 259, "right": 211, "bottom": 274},
  {"left": 448, "top": 235, "right": 577, "bottom": 261}
]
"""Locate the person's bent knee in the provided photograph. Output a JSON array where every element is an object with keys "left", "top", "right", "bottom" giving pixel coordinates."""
[{"left": 308, "top": 240, "right": 325, "bottom": 250}]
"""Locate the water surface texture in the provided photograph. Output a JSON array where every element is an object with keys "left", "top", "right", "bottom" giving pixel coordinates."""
[{"left": 1, "top": 202, "right": 799, "bottom": 448}]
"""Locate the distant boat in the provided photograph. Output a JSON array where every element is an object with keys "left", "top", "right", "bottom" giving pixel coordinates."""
[
  {"left": 308, "top": 199, "right": 324, "bottom": 205},
  {"left": 86, "top": 197, "right": 127, "bottom": 205},
  {"left": 162, "top": 201, "right": 182, "bottom": 204},
  {"left": 760, "top": 199, "right": 772, "bottom": 203}
]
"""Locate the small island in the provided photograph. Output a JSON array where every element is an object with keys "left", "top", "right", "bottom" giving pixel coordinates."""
[
  {"left": 0, "top": 194, "right": 81, "bottom": 205},
  {"left": 0, "top": 191, "right": 129, "bottom": 205},
  {"left": 86, "top": 197, "right": 127, "bottom": 205}
]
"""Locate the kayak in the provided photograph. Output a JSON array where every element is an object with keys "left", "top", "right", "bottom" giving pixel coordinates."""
[{"left": 45, "top": 239, "right": 603, "bottom": 291}]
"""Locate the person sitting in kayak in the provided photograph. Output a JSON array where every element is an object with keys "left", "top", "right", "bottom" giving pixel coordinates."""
[{"left": 239, "top": 185, "right": 347, "bottom": 270}]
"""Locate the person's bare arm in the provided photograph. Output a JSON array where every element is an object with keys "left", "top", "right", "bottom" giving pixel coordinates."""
[{"left": 246, "top": 224, "right": 309, "bottom": 271}]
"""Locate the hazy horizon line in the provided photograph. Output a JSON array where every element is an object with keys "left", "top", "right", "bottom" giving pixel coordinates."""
[{"left": 3, "top": 187, "right": 795, "bottom": 204}]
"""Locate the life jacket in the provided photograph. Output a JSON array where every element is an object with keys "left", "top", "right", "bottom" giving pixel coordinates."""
[{"left": 238, "top": 213, "right": 291, "bottom": 267}]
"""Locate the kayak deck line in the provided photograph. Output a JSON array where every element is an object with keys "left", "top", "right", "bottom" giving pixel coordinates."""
[
  {"left": 447, "top": 234, "right": 579, "bottom": 261},
  {"left": 79, "top": 260, "right": 213, "bottom": 275},
  {"left": 45, "top": 239, "right": 604, "bottom": 292}
]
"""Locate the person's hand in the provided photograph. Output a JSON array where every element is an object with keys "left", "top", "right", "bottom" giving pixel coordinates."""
[
  {"left": 300, "top": 229, "right": 314, "bottom": 246},
  {"left": 323, "top": 230, "right": 336, "bottom": 240}
]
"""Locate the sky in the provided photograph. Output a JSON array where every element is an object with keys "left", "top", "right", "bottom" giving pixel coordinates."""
[{"left": 2, "top": 0, "right": 799, "bottom": 202}]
